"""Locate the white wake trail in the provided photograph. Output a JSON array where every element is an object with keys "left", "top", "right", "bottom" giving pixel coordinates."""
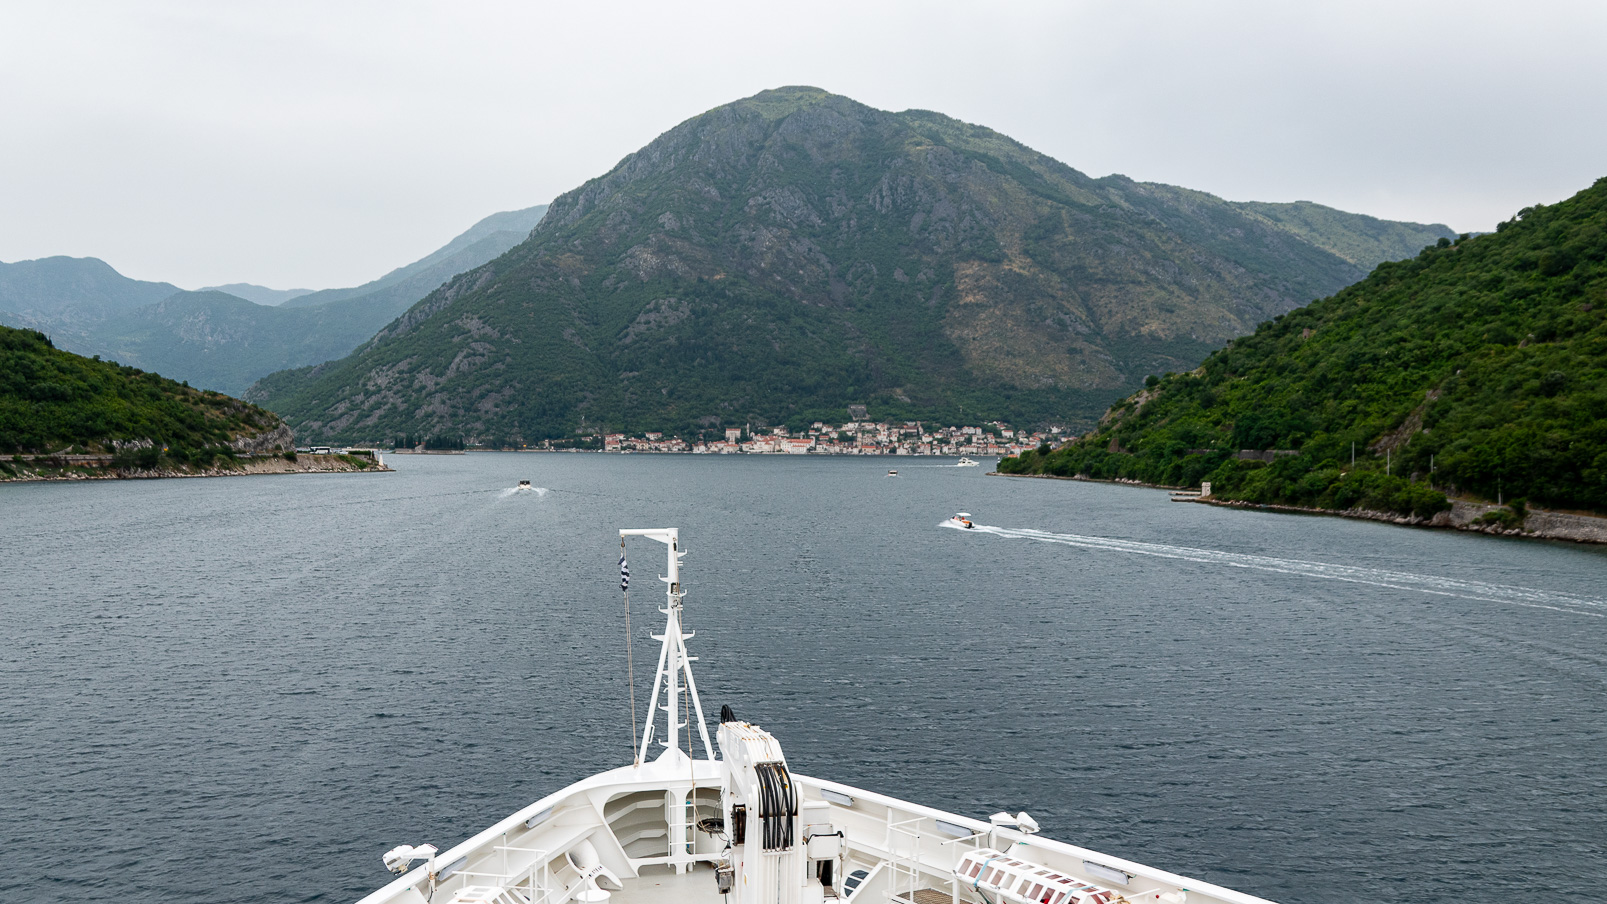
[
  {"left": 499, "top": 486, "right": 551, "bottom": 498},
  {"left": 946, "top": 521, "right": 1606, "bottom": 618}
]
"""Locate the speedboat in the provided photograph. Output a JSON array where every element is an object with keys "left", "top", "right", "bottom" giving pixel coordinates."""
[
  {"left": 355, "top": 527, "right": 1276, "bottom": 904},
  {"left": 946, "top": 512, "right": 975, "bottom": 529},
  {"left": 519, "top": 479, "right": 532, "bottom": 488},
  {"left": 956, "top": 456, "right": 979, "bottom": 467},
  {"left": 887, "top": 469, "right": 899, "bottom": 477}
]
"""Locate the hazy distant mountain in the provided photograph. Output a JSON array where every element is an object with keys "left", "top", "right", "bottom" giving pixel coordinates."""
[
  {"left": 247, "top": 87, "right": 1454, "bottom": 445},
  {"left": 77, "top": 289, "right": 446, "bottom": 397},
  {"left": 0, "top": 257, "right": 179, "bottom": 327},
  {"left": 200, "top": 283, "right": 313, "bottom": 306},
  {"left": 0, "top": 203, "right": 548, "bottom": 395},
  {"left": 281, "top": 204, "right": 549, "bottom": 309}
]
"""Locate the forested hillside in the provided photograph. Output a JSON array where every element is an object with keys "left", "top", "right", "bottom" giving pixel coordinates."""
[
  {"left": 0, "top": 325, "right": 291, "bottom": 472},
  {"left": 1001, "top": 178, "right": 1607, "bottom": 516}
]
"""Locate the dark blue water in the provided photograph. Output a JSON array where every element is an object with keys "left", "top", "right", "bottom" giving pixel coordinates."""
[{"left": 2, "top": 455, "right": 1604, "bottom": 904}]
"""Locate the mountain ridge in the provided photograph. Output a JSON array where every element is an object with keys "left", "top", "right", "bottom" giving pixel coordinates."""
[
  {"left": 280, "top": 204, "right": 548, "bottom": 309},
  {"left": 0, "top": 256, "right": 180, "bottom": 326},
  {"left": 200, "top": 283, "right": 313, "bottom": 305}
]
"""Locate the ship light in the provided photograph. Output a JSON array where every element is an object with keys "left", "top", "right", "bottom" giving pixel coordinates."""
[
  {"left": 989, "top": 811, "right": 1040, "bottom": 834},
  {"left": 935, "top": 819, "right": 976, "bottom": 837},
  {"left": 819, "top": 789, "right": 855, "bottom": 807},
  {"left": 1081, "top": 861, "right": 1131, "bottom": 887},
  {"left": 382, "top": 843, "right": 437, "bottom": 874}
]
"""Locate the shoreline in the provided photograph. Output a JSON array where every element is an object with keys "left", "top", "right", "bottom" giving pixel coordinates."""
[
  {"left": 992, "top": 470, "right": 1607, "bottom": 546},
  {"left": 1, "top": 452, "right": 391, "bottom": 483}
]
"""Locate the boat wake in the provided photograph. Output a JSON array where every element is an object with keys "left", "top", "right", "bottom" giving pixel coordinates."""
[
  {"left": 499, "top": 486, "right": 551, "bottom": 498},
  {"left": 944, "top": 521, "right": 1607, "bottom": 618}
]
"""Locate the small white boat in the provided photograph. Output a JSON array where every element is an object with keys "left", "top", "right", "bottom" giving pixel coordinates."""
[
  {"left": 956, "top": 456, "right": 979, "bottom": 467},
  {"left": 519, "top": 479, "right": 532, "bottom": 488},
  {"left": 352, "top": 527, "right": 1278, "bottom": 904},
  {"left": 946, "top": 512, "right": 975, "bottom": 529},
  {"left": 887, "top": 469, "right": 898, "bottom": 477}
]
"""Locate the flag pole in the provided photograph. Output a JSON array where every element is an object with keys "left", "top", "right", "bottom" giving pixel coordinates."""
[{"left": 620, "top": 539, "right": 638, "bottom": 765}]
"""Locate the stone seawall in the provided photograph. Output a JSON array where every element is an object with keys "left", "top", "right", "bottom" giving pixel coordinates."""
[
  {"left": 1439, "top": 499, "right": 1607, "bottom": 543},
  {"left": 1185, "top": 496, "right": 1607, "bottom": 545}
]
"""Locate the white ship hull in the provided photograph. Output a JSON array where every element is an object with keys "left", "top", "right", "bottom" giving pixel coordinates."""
[
  {"left": 358, "top": 754, "right": 1274, "bottom": 904},
  {"left": 357, "top": 528, "right": 1276, "bottom": 904}
]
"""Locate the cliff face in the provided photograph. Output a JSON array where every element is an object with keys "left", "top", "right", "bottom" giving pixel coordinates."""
[
  {"left": 230, "top": 420, "right": 295, "bottom": 454},
  {"left": 248, "top": 87, "right": 1453, "bottom": 444}
]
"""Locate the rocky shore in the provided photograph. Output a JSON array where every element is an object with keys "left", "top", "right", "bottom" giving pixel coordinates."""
[
  {"left": 994, "top": 471, "right": 1607, "bottom": 545},
  {"left": 1, "top": 451, "right": 389, "bottom": 482},
  {"left": 1184, "top": 496, "right": 1607, "bottom": 545}
]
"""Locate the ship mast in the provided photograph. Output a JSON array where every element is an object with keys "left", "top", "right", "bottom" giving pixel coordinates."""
[{"left": 619, "top": 528, "right": 715, "bottom": 765}]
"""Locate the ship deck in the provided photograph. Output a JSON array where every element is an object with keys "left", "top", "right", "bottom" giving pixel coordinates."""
[{"left": 613, "top": 866, "right": 721, "bottom": 904}]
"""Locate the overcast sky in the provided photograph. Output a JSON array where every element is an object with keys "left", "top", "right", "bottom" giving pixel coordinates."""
[{"left": 2, "top": 1, "right": 1604, "bottom": 290}]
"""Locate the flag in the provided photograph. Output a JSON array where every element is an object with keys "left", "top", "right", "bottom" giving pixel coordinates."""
[{"left": 619, "top": 553, "right": 630, "bottom": 592}]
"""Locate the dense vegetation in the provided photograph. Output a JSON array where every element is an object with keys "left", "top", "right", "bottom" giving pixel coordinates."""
[
  {"left": 391, "top": 433, "right": 467, "bottom": 450},
  {"left": 0, "top": 325, "right": 288, "bottom": 472},
  {"left": 248, "top": 87, "right": 1450, "bottom": 445},
  {"left": 1001, "top": 178, "right": 1607, "bottom": 516}
]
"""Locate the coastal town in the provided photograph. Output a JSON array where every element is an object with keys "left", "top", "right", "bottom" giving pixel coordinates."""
[{"left": 522, "top": 420, "right": 1062, "bottom": 456}]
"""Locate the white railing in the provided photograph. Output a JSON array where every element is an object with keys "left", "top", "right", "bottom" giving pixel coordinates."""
[{"left": 436, "top": 841, "right": 568, "bottom": 904}]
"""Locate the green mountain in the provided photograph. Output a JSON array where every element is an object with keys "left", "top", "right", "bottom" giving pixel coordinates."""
[
  {"left": 0, "top": 324, "right": 292, "bottom": 469},
  {"left": 0, "top": 204, "right": 548, "bottom": 397},
  {"left": 248, "top": 87, "right": 1452, "bottom": 445},
  {"left": 1000, "top": 178, "right": 1607, "bottom": 517}
]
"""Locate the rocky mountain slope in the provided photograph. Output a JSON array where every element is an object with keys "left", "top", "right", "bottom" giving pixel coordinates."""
[
  {"left": 1002, "top": 177, "right": 1607, "bottom": 517},
  {"left": 1, "top": 205, "right": 547, "bottom": 396},
  {"left": 246, "top": 87, "right": 1454, "bottom": 444}
]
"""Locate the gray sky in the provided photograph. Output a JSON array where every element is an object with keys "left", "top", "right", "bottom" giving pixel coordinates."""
[{"left": 2, "top": 0, "right": 1604, "bottom": 290}]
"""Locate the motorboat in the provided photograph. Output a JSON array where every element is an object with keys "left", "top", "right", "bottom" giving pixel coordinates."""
[
  {"left": 354, "top": 527, "right": 1277, "bottom": 904},
  {"left": 955, "top": 457, "right": 979, "bottom": 467},
  {"left": 946, "top": 512, "right": 975, "bottom": 529},
  {"left": 888, "top": 470, "right": 899, "bottom": 477},
  {"left": 519, "top": 480, "right": 533, "bottom": 488}
]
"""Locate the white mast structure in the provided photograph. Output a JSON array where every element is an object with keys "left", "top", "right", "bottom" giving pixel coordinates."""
[{"left": 620, "top": 528, "right": 715, "bottom": 767}]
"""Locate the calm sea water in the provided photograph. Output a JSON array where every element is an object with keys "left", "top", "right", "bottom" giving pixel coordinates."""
[{"left": 2, "top": 454, "right": 1604, "bottom": 904}]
